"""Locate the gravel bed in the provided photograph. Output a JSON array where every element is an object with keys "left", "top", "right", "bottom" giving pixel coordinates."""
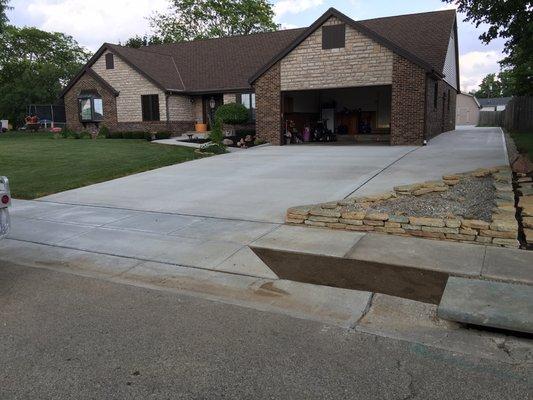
[{"left": 367, "top": 176, "right": 496, "bottom": 221}]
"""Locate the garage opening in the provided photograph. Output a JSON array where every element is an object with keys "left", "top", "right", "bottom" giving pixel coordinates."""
[{"left": 281, "top": 85, "right": 391, "bottom": 145}]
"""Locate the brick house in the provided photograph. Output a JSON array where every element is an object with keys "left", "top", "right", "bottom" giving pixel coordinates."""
[{"left": 61, "top": 8, "right": 459, "bottom": 145}]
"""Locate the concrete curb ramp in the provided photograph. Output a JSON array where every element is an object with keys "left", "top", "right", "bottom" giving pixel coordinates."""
[{"left": 250, "top": 226, "right": 533, "bottom": 332}]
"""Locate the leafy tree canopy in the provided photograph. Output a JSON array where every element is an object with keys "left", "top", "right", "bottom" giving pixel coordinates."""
[
  {"left": 0, "top": 0, "right": 12, "bottom": 33},
  {"left": 149, "top": 0, "right": 279, "bottom": 43},
  {"left": 0, "top": 25, "right": 90, "bottom": 127},
  {"left": 471, "top": 71, "right": 514, "bottom": 98},
  {"left": 123, "top": 34, "right": 165, "bottom": 49},
  {"left": 443, "top": 0, "right": 532, "bottom": 95}
]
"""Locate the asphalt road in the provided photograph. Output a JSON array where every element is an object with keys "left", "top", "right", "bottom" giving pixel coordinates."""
[{"left": 1, "top": 262, "right": 530, "bottom": 399}]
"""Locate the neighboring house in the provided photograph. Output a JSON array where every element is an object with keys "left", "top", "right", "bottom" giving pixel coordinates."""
[
  {"left": 456, "top": 93, "right": 481, "bottom": 125},
  {"left": 61, "top": 8, "right": 460, "bottom": 145},
  {"left": 478, "top": 97, "right": 512, "bottom": 112}
]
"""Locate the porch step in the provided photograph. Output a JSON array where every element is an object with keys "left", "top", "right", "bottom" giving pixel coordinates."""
[{"left": 437, "top": 277, "right": 533, "bottom": 334}]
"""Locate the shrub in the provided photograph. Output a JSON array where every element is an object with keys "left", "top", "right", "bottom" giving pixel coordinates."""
[
  {"left": 155, "top": 131, "right": 171, "bottom": 140},
  {"left": 99, "top": 125, "right": 110, "bottom": 138},
  {"left": 208, "top": 118, "right": 225, "bottom": 147},
  {"left": 105, "top": 131, "right": 123, "bottom": 139},
  {"left": 61, "top": 128, "right": 73, "bottom": 139},
  {"left": 200, "top": 143, "right": 227, "bottom": 155},
  {"left": 214, "top": 103, "right": 249, "bottom": 125}
]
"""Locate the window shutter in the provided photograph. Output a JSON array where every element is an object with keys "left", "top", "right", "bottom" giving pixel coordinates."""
[
  {"left": 151, "top": 95, "right": 160, "bottom": 121},
  {"left": 142, "top": 95, "right": 150, "bottom": 121}
]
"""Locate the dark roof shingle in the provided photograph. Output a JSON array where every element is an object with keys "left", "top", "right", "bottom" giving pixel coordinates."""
[{"left": 63, "top": 8, "right": 457, "bottom": 96}]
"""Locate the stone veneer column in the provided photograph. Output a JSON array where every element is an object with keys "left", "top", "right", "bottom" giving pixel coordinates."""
[
  {"left": 253, "top": 62, "right": 281, "bottom": 145},
  {"left": 390, "top": 54, "right": 427, "bottom": 145}
]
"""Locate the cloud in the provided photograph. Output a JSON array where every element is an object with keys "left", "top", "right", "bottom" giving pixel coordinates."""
[
  {"left": 19, "top": 0, "right": 168, "bottom": 51},
  {"left": 274, "top": 0, "right": 324, "bottom": 19},
  {"left": 459, "top": 50, "right": 502, "bottom": 92}
]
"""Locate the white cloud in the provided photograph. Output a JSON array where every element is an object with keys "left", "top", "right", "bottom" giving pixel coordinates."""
[
  {"left": 459, "top": 50, "right": 502, "bottom": 92},
  {"left": 22, "top": 0, "right": 168, "bottom": 51},
  {"left": 274, "top": 0, "right": 324, "bottom": 19}
]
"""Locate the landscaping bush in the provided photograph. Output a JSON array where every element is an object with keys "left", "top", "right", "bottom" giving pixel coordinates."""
[
  {"left": 61, "top": 128, "right": 74, "bottom": 139},
  {"left": 104, "top": 131, "right": 123, "bottom": 139},
  {"left": 155, "top": 131, "right": 171, "bottom": 140},
  {"left": 208, "top": 118, "right": 225, "bottom": 147},
  {"left": 199, "top": 143, "right": 227, "bottom": 155},
  {"left": 99, "top": 125, "right": 110, "bottom": 138},
  {"left": 214, "top": 103, "right": 249, "bottom": 125}
]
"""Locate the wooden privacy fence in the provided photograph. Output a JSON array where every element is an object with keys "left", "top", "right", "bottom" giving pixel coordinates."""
[
  {"left": 503, "top": 96, "right": 533, "bottom": 132},
  {"left": 478, "top": 96, "right": 533, "bottom": 132},
  {"left": 478, "top": 111, "right": 504, "bottom": 127}
]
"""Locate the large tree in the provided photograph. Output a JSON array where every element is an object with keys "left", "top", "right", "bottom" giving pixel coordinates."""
[
  {"left": 0, "top": 26, "right": 90, "bottom": 127},
  {"left": 444, "top": 0, "right": 533, "bottom": 95},
  {"left": 471, "top": 71, "right": 514, "bottom": 98},
  {"left": 0, "top": 0, "right": 12, "bottom": 33},
  {"left": 149, "top": 0, "right": 278, "bottom": 42}
]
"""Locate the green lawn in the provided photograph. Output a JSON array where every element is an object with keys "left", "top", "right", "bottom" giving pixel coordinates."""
[
  {"left": 511, "top": 132, "right": 533, "bottom": 161},
  {"left": 0, "top": 132, "right": 199, "bottom": 199}
]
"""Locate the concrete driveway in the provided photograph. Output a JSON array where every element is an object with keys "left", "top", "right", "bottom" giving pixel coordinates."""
[{"left": 40, "top": 127, "right": 507, "bottom": 223}]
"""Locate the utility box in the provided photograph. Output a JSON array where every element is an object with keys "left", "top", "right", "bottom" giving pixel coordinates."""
[{"left": 0, "top": 120, "right": 8, "bottom": 132}]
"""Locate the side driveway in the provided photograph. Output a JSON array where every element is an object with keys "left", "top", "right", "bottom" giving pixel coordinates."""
[{"left": 40, "top": 127, "right": 507, "bottom": 223}]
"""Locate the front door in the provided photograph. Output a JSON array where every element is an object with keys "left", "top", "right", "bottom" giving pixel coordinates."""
[{"left": 202, "top": 94, "right": 223, "bottom": 129}]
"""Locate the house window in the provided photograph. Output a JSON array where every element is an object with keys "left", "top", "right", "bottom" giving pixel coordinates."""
[
  {"left": 105, "top": 53, "right": 114, "bottom": 70},
  {"left": 238, "top": 93, "right": 256, "bottom": 121},
  {"left": 78, "top": 90, "right": 103, "bottom": 122},
  {"left": 447, "top": 89, "right": 451, "bottom": 112},
  {"left": 433, "top": 82, "right": 438, "bottom": 109},
  {"left": 141, "top": 94, "right": 160, "bottom": 121},
  {"left": 322, "top": 24, "right": 346, "bottom": 49}
]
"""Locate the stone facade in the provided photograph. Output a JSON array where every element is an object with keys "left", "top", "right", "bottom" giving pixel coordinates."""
[
  {"left": 253, "top": 62, "right": 282, "bottom": 144},
  {"left": 280, "top": 17, "right": 393, "bottom": 91},
  {"left": 286, "top": 166, "right": 520, "bottom": 248},
  {"left": 64, "top": 71, "right": 118, "bottom": 132},
  {"left": 92, "top": 51, "right": 169, "bottom": 122},
  {"left": 390, "top": 54, "right": 427, "bottom": 145},
  {"left": 116, "top": 121, "right": 194, "bottom": 133},
  {"left": 65, "top": 50, "right": 196, "bottom": 135}
]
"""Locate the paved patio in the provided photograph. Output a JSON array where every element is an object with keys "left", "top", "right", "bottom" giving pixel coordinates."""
[{"left": 40, "top": 127, "right": 507, "bottom": 223}]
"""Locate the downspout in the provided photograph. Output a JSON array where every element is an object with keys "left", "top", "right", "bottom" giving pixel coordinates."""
[{"left": 423, "top": 74, "right": 429, "bottom": 146}]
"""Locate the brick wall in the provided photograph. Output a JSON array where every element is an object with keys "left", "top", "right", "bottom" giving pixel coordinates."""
[
  {"left": 390, "top": 54, "right": 426, "bottom": 145},
  {"left": 116, "top": 121, "right": 194, "bottom": 134},
  {"left": 64, "top": 72, "right": 118, "bottom": 132},
  {"left": 253, "top": 62, "right": 281, "bottom": 144},
  {"left": 280, "top": 16, "right": 393, "bottom": 91},
  {"left": 223, "top": 93, "right": 237, "bottom": 104},
  {"left": 426, "top": 78, "right": 457, "bottom": 140}
]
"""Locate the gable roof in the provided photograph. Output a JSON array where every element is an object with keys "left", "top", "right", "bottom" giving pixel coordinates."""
[
  {"left": 61, "top": 8, "right": 457, "bottom": 97},
  {"left": 250, "top": 8, "right": 456, "bottom": 83},
  {"left": 458, "top": 93, "right": 481, "bottom": 108}
]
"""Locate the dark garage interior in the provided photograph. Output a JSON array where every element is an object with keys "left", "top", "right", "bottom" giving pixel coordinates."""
[{"left": 281, "top": 85, "right": 392, "bottom": 145}]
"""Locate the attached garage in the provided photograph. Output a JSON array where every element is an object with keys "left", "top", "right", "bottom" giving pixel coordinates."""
[{"left": 251, "top": 8, "right": 459, "bottom": 146}]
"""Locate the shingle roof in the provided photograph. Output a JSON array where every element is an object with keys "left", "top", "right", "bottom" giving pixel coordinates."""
[
  {"left": 478, "top": 97, "right": 513, "bottom": 107},
  {"left": 359, "top": 9, "right": 456, "bottom": 74},
  {"left": 62, "top": 8, "right": 457, "bottom": 96}
]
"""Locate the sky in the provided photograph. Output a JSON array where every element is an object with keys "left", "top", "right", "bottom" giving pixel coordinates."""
[{"left": 6, "top": 0, "right": 506, "bottom": 92}]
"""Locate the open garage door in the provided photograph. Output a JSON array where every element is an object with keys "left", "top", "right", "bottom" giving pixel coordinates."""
[{"left": 281, "top": 85, "right": 391, "bottom": 145}]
